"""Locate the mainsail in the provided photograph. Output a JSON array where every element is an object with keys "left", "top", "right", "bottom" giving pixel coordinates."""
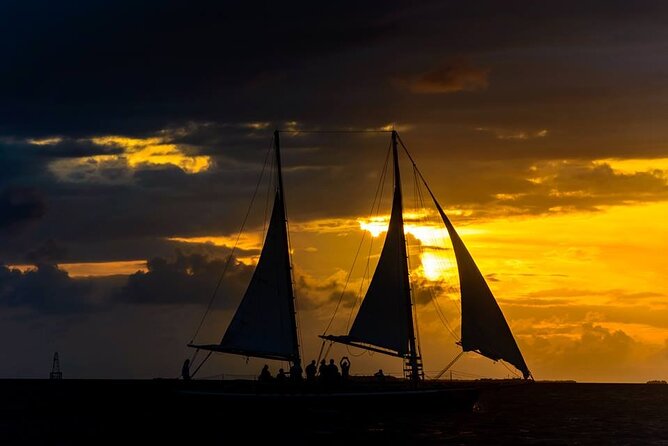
[
  {"left": 346, "top": 157, "right": 412, "bottom": 355},
  {"left": 189, "top": 131, "right": 300, "bottom": 364},
  {"left": 428, "top": 190, "right": 531, "bottom": 379},
  {"left": 322, "top": 131, "right": 421, "bottom": 379}
]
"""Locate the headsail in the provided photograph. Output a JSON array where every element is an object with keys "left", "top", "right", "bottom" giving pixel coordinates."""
[
  {"left": 189, "top": 131, "right": 300, "bottom": 364},
  {"left": 429, "top": 194, "right": 531, "bottom": 379}
]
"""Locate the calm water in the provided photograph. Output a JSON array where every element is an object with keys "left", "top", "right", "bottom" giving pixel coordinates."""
[{"left": 3, "top": 382, "right": 668, "bottom": 445}]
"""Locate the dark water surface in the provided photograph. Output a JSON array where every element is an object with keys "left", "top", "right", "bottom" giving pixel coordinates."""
[{"left": 2, "top": 381, "right": 668, "bottom": 445}]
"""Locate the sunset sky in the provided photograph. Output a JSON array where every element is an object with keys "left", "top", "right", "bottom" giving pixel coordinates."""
[{"left": 1, "top": 1, "right": 667, "bottom": 382}]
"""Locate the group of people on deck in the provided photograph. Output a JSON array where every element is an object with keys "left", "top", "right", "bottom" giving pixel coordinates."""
[
  {"left": 183, "top": 355, "right": 387, "bottom": 383},
  {"left": 257, "top": 357, "right": 353, "bottom": 384}
]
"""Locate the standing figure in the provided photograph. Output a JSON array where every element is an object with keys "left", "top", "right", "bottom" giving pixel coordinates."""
[
  {"left": 327, "top": 359, "right": 340, "bottom": 382},
  {"left": 290, "top": 362, "right": 303, "bottom": 382},
  {"left": 339, "top": 357, "right": 351, "bottom": 380},
  {"left": 181, "top": 359, "right": 191, "bottom": 381},
  {"left": 259, "top": 364, "right": 272, "bottom": 382},
  {"left": 276, "top": 368, "right": 287, "bottom": 383},
  {"left": 305, "top": 360, "right": 317, "bottom": 382},
  {"left": 318, "top": 359, "right": 328, "bottom": 381}
]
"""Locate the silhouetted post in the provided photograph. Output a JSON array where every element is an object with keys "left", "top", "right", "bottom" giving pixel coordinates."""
[{"left": 50, "top": 352, "right": 62, "bottom": 380}]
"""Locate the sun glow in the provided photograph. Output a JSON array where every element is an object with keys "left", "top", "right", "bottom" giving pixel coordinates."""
[
  {"left": 420, "top": 251, "right": 452, "bottom": 281},
  {"left": 358, "top": 210, "right": 466, "bottom": 282},
  {"left": 8, "top": 260, "right": 147, "bottom": 277}
]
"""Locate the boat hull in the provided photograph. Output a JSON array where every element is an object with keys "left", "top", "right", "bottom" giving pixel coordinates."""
[
  {"left": 0, "top": 378, "right": 479, "bottom": 415},
  {"left": 176, "top": 380, "right": 480, "bottom": 414}
]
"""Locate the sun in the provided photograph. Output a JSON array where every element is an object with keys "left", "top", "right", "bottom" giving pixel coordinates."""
[{"left": 358, "top": 211, "right": 456, "bottom": 282}]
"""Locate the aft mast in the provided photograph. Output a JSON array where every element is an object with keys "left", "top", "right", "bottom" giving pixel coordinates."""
[
  {"left": 391, "top": 130, "right": 421, "bottom": 382},
  {"left": 321, "top": 130, "right": 422, "bottom": 382}
]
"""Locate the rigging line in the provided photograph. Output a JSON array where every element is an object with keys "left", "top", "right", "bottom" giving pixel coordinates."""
[
  {"left": 407, "top": 164, "right": 423, "bottom": 358},
  {"left": 278, "top": 130, "right": 393, "bottom": 134},
  {"left": 413, "top": 168, "right": 462, "bottom": 333},
  {"left": 434, "top": 351, "right": 466, "bottom": 379},
  {"left": 322, "top": 140, "right": 393, "bottom": 335},
  {"left": 346, "top": 344, "right": 368, "bottom": 357},
  {"left": 316, "top": 340, "right": 327, "bottom": 365},
  {"left": 323, "top": 342, "right": 334, "bottom": 361},
  {"left": 187, "top": 348, "right": 200, "bottom": 371},
  {"left": 399, "top": 133, "right": 464, "bottom": 323},
  {"left": 261, "top": 147, "right": 276, "bottom": 241},
  {"left": 190, "top": 351, "right": 213, "bottom": 379},
  {"left": 411, "top": 165, "right": 459, "bottom": 341},
  {"left": 280, "top": 143, "right": 304, "bottom": 363},
  {"left": 190, "top": 136, "right": 274, "bottom": 344},
  {"left": 345, "top": 138, "right": 392, "bottom": 331},
  {"left": 500, "top": 360, "right": 521, "bottom": 379}
]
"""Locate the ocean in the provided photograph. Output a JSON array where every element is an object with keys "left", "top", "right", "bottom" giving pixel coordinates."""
[{"left": 2, "top": 381, "right": 667, "bottom": 445}]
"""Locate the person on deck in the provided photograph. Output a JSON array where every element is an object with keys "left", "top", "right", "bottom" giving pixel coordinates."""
[
  {"left": 318, "top": 359, "right": 328, "bottom": 381},
  {"left": 374, "top": 369, "right": 385, "bottom": 382},
  {"left": 290, "top": 363, "right": 303, "bottom": 382},
  {"left": 258, "top": 364, "right": 272, "bottom": 382},
  {"left": 305, "top": 360, "right": 317, "bottom": 382},
  {"left": 276, "top": 368, "right": 287, "bottom": 383},
  {"left": 181, "top": 359, "right": 191, "bottom": 381},
  {"left": 327, "top": 359, "right": 340, "bottom": 381},
  {"left": 339, "top": 357, "right": 350, "bottom": 380}
]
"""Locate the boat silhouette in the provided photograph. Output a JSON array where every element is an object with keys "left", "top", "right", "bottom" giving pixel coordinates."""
[{"left": 184, "top": 129, "right": 531, "bottom": 411}]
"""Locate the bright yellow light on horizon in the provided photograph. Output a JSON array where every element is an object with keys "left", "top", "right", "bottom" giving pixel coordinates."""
[
  {"left": 358, "top": 211, "right": 469, "bottom": 282},
  {"left": 8, "top": 260, "right": 147, "bottom": 277},
  {"left": 420, "top": 251, "right": 451, "bottom": 281}
]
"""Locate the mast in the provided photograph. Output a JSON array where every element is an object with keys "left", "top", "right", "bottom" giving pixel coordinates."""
[
  {"left": 274, "top": 130, "right": 302, "bottom": 369},
  {"left": 321, "top": 130, "right": 422, "bottom": 381},
  {"left": 392, "top": 130, "right": 420, "bottom": 382}
]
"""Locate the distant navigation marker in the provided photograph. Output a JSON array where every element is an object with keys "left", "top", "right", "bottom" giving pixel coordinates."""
[{"left": 50, "top": 352, "right": 62, "bottom": 380}]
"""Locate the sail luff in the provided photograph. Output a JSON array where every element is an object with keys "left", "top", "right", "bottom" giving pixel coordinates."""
[
  {"left": 391, "top": 130, "right": 420, "bottom": 380},
  {"left": 274, "top": 130, "right": 301, "bottom": 368}
]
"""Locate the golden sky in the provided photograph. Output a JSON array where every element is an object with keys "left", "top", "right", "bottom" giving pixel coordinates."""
[
  {"left": 29, "top": 152, "right": 665, "bottom": 382},
  {"left": 3, "top": 2, "right": 668, "bottom": 381}
]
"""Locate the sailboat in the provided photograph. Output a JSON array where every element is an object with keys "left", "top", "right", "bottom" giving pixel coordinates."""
[
  {"left": 321, "top": 131, "right": 531, "bottom": 382},
  {"left": 182, "top": 129, "right": 530, "bottom": 411}
]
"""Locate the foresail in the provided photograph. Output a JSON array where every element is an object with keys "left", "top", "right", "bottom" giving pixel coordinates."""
[
  {"left": 431, "top": 197, "right": 531, "bottom": 379},
  {"left": 347, "top": 184, "right": 412, "bottom": 356},
  {"left": 218, "top": 191, "right": 298, "bottom": 361}
]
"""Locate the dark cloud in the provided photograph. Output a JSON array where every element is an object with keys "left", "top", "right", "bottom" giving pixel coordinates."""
[
  {"left": 119, "top": 251, "right": 252, "bottom": 306},
  {"left": 0, "top": 1, "right": 403, "bottom": 137},
  {"left": 0, "top": 264, "right": 99, "bottom": 313},
  {"left": 400, "top": 58, "right": 489, "bottom": 94},
  {"left": 0, "top": 187, "right": 45, "bottom": 231},
  {"left": 0, "top": 249, "right": 254, "bottom": 314},
  {"left": 25, "top": 239, "right": 68, "bottom": 264}
]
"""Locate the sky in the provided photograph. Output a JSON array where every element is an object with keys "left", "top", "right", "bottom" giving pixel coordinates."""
[{"left": 1, "top": 1, "right": 667, "bottom": 382}]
